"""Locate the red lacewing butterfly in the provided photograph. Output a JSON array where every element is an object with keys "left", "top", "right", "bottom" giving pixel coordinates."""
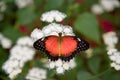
[{"left": 33, "top": 33, "right": 89, "bottom": 61}]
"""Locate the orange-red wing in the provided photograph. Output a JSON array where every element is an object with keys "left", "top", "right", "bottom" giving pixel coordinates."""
[
  {"left": 45, "top": 36, "right": 59, "bottom": 57},
  {"left": 61, "top": 36, "right": 77, "bottom": 57},
  {"left": 45, "top": 36, "right": 77, "bottom": 57}
]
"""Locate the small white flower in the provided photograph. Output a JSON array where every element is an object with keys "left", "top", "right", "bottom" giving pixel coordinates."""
[
  {"left": 109, "top": 55, "right": 116, "bottom": 61},
  {"left": 107, "top": 48, "right": 117, "bottom": 55},
  {"left": 41, "top": 23, "right": 63, "bottom": 35},
  {"left": 63, "top": 25, "right": 75, "bottom": 36},
  {"left": 63, "top": 62, "right": 70, "bottom": 70},
  {"left": 100, "top": 0, "right": 115, "bottom": 12},
  {"left": 91, "top": 4, "right": 104, "bottom": 15},
  {"left": 26, "top": 67, "right": 47, "bottom": 80},
  {"left": 1, "top": 37, "right": 12, "bottom": 49},
  {"left": 103, "top": 32, "right": 118, "bottom": 49},
  {"left": 41, "top": 10, "right": 66, "bottom": 22},
  {"left": 68, "top": 59, "right": 76, "bottom": 68},
  {"left": 112, "top": 0, "right": 120, "bottom": 8},
  {"left": 111, "top": 62, "right": 120, "bottom": 70},
  {"left": 15, "top": 0, "right": 33, "bottom": 9},
  {"left": 9, "top": 68, "right": 22, "bottom": 79},
  {"left": 0, "top": 33, "right": 12, "bottom": 49},
  {"left": 17, "top": 36, "right": 34, "bottom": 47},
  {"left": 55, "top": 59, "right": 63, "bottom": 67},
  {"left": 0, "top": 1, "right": 7, "bottom": 12},
  {"left": 56, "top": 67, "right": 64, "bottom": 74},
  {"left": 110, "top": 62, "right": 116, "bottom": 67},
  {"left": 30, "top": 28, "right": 44, "bottom": 41},
  {"left": 114, "top": 64, "right": 120, "bottom": 70},
  {"left": 49, "top": 61, "right": 55, "bottom": 69}
]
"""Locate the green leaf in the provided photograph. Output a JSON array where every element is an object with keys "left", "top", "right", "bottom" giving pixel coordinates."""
[
  {"left": 17, "top": 7, "right": 36, "bottom": 24},
  {"left": 0, "top": 48, "right": 8, "bottom": 70},
  {"left": 2, "top": 27, "right": 24, "bottom": 43},
  {"left": 77, "top": 71, "right": 100, "bottom": 80},
  {"left": 74, "top": 12, "right": 100, "bottom": 43},
  {"left": 88, "top": 57, "right": 100, "bottom": 73},
  {"left": 77, "top": 71, "right": 92, "bottom": 80},
  {"left": 103, "top": 71, "right": 119, "bottom": 80},
  {"left": 65, "top": 69, "right": 77, "bottom": 80},
  {"left": 3, "top": 0, "right": 14, "bottom": 2},
  {"left": 15, "top": 75, "right": 25, "bottom": 80},
  {"left": 111, "top": 74, "right": 120, "bottom": 80},
  {"left": 47, "top": 69, "right": 56, "bottom": 78},
  {"left": 45, "top": 0, "right": 64, "bottom": 10},
  {"left": 58, "top": 69, "right": 77, "bottom": 80}
]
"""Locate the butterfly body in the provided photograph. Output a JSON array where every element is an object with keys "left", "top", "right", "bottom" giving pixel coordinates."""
[{"left": 34, "top": 33, "right": 89, "bottom": 61}]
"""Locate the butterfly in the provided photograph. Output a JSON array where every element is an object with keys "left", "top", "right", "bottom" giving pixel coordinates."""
[{"left": 33, "top": 33, "right": 89, "bottom": 61}]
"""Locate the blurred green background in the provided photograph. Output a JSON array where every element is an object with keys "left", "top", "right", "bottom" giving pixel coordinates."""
[{"left": 0, "top": 0, "right": 120, "bottom": 80}]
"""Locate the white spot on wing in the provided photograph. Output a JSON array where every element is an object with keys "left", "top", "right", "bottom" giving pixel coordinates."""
[{"left": 77, "top": 38, "right": 81, "bottom": 41}]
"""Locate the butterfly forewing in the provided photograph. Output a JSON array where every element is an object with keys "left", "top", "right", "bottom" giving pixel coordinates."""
[
  {"left": 61, "top": 36, "right": 77, "bottom": 57},
  {"left": 33, "top": 38, "right": 45, "bottom": 52},
  {"left": 60, "top": 37, "right": 89, "bottom": 61},
  {"left": 45, "top": 36, "right": 59, "bottom": 57},
  {"left": 76, "top": 38, "right": 89, "bottom": 52}
]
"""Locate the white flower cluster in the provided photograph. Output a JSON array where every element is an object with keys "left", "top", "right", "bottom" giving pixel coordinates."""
[
  {"left": 26, "top": 67, "right": 47, "bottom": 80},
  {"left": 49, "top": 59, "right": 76, "bottom": 74},
  {"left": 31, "top": 23, "right": 75, "bottom": 41},
  {"left": 0, "top": 33, "right": 12, "bottom": 49},
  {"left": 2, "top": 36, "right": 35, "bottom": 79},
  {"left": 91, "top": 0, "right": 120, "bottom": 15},
  {"left": 108, "top": 49, "right": 120, "bottom": 70},
  {"left": 15, "top": 0, "right": 34, "bottom": 9},
  {"left": 17, "top": 36, "right": 33, "bottom": 46},
  {"left": 103, "top": 31, "right": 120, "bottom": 71},
  {"left": 103, "top": 32, "right": 118, "bottom": 50},
  {"left": 0, "top": 1, "right": 7, "bottom": 21},
  {"left": 40, "top": 10, "right": 66, "bottom": 22}
]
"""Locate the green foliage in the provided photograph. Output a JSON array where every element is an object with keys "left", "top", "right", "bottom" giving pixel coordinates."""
[
  {"left": 2, "top": 27, "right": 24, "bottom": 43},
  {"left": 45, "top": 0, "right": 64, "bottom": 10},
  {"left": 88, "top": 57, "right": 100, "bottom": 73},
  {"left": 74, "top": 12, "right": 100, "bottom": 43},
  {"left": 0, "top": 48, "right": 8, "bottom": 70},
  {"left": 77, "top": 71, "right": 92, "bottom": 80},
  {"left": 17, "top": 7, "right": 36, "bottom": 24}
]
